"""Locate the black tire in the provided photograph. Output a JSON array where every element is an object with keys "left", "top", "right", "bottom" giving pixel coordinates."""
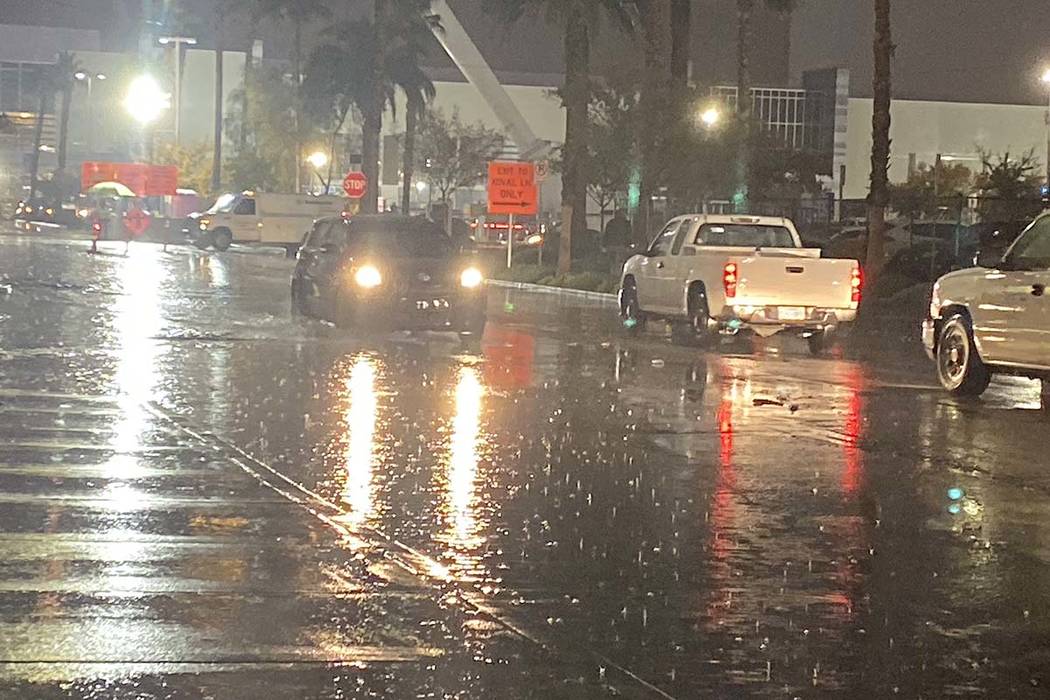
[
  {"left": 620, "top": 284, "right": 646, "bottom": 336},
  {"left": 212, "top": 227, "right": 233, "bottom": 252},
  {"left": 290, "top": 279, "right": 309, "bottom": 316},
  {"left": 192, "top": 232, "right": 213, "bottom": 250},
  {"left": 672, "top": 287, "right": 714, "bottom": 347},
  {"left": 807, "top": 332, "right": 828, "bottom": 356},
  {"left": 936, "top": 314, "right": 991, "bottom": 396}
]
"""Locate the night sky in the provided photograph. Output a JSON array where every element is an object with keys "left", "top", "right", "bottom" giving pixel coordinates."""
[{"left": 2, "top": 0, "right": 1048, "bottom": 105}]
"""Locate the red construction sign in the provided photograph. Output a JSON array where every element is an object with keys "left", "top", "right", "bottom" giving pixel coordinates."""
[
  {"left": 342, "top": 171, "right": 368, "bottom": 199},
  {"left": 81, "top": 162, "right": 179, "bottom": 196},
  {"left": 487, "top": 161, "right": 538, "bottom": 215},
  {"left": 124, "top": 207, "right": 151, "bottom": 237}
]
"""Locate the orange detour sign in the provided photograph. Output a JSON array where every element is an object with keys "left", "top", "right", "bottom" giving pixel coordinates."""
[
  {"left": 124, "top": 207, "right": 151, "bottom": 237},
  {"left": 487, "top": 161, "right": 538, "bottom": 216}
]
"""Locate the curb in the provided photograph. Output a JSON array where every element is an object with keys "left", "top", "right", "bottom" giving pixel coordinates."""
[{"left": 488, "top": 279, "right": 619, "bottom": 304}]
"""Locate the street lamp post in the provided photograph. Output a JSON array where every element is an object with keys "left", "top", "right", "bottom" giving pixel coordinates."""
[
  {"left": 1041, "top": 69, "right": 1050, "bottom": 186},
  {"left": 74, "top": 71, "right": 106, "bottom": 155},
  {"left": 158, "top": 36, "right": 197, "bottom": 147}
]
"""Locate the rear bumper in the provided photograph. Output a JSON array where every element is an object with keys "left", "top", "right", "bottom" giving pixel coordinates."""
[{"left": 718, "top": 306, "right": 857, "bottom": 335}]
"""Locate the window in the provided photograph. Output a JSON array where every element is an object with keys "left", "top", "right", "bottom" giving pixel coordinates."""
[
  {"left": 694, "top": 223, "right": 795, "bottom": 248},
  {"left": 346, "top": 218, "right": 455, "bottom": 258},
  {"left": 306, "top": 220, "right": 339, "bottom": 248},
  {"left": 233, "top": 199, "right": 256, "bottom": 215},
  {"left": 670, "top": 220, "right": 695, "bottom": 255},
  {"left": 647, "top": 220, "right": 682, "bottom": 257},
  {"left": 0, "top": 62, "right": 45, "bottom": 112},
  {"left": 1004, "top": 216, "right": 1050, "bottom": 270}
]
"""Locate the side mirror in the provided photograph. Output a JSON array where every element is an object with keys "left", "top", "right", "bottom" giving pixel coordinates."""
[{"left": 976, "top": 249, "right": 1002, "bottom": 269}]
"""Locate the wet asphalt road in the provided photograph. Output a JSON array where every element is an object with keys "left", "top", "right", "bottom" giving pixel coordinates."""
[{"left": 2, "top": 231, "right": 1050, "bottom": 699}]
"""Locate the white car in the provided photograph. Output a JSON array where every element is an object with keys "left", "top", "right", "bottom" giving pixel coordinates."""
[
  {"left": 620, "top": 214, "right": 862, "bottom": 354},
  {"left": 923, "top": 212, "right": 1050, "bottom": 396}
]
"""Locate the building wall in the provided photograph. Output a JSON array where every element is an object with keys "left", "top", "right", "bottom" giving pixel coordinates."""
[{"left": 843, "top": 98, "right": 1049, "bottom": 199}]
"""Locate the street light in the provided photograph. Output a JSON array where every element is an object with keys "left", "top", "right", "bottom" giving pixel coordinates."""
[
  {"left": 159, "top": 36, "right": 197, "bottom": 145},
  {"left": 124, "top": 75, "right": 170, "bottom": 125},
  {"left": 699, "top": 106, "right": 721, "bottom": 128},
  {"left": 306, "top": 151, "right": 329, "bottom": 169},
  {"left": 306, "top": 151, "right": 330, "bottom": 193}
]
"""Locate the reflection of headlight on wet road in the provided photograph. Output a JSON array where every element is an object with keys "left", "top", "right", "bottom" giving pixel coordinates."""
[
  {"left": 355, "top": 265, "right": 382, "bottom": 288},
  {"left": 460, "top": 267, "right": 483, "bottom": 288}
]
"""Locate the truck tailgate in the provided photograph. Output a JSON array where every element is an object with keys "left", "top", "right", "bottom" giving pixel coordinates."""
[{"left": 730, "top": 254, "right": 858, "bottom": 309}]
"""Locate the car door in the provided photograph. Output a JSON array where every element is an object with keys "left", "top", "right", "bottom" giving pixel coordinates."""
[
  {"left": 975, "top": 215, "right": 1050, "bottom": 366},
  {"left": 229, "top": 197, "right": 258, "bottom": 242},
  {"left": 662, "top": 218, "right": 700, "bottom": 312},
  {"left": 635, "top": 219, "right": 686, "bottom": 315}
]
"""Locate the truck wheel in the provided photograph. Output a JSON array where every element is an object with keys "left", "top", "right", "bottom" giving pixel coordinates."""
[
  {"left": 193, "top": 232, "right": 213, "bottom": 250},
  {"left": 937, "top": 314, "right": 991, "bottom": 396},
  {"left": 620, "top": 284, "right": 646, "bottom": 336},
  {"left": 807, "top": 331, "right": 829, "bottom": 356},
  {"left": 670, "top": 288, "right": 713, "bottom": 347},
  {"left": 212, "top": 228, "right": 233, "bottom": 252}
]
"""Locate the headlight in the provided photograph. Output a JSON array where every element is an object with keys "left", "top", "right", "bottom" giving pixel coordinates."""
[
  {"left": 24, "top": 206, "right": 32, "bottom": 213},
  {"left": 45, "top": 208, "right": 54, "bottom": 215},
  {"left": 526, "top": 234, "right": 543, "bottom": 246},
  {"left": 77, "top": 208, "right": 90, "bottom": 218},
  {"left": 355, "top": 265, "right": 382, "bottom": 288},
  {"left": 460, "top": 267, "right": 483, "bottom": 288}
]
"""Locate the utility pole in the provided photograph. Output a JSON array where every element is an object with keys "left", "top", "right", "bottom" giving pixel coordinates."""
[{"left": 158, "top": 36, "right": 198, "bottom": 147}]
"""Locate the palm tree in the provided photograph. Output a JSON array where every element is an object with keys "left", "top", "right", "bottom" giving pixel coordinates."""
[
  {"left": 635, "top": 0, "right": 672, "bottom": 244},
  {"left": 670, "top": 0, "right": 691, "bottom": 88},
  {"left": 28, "top": 61, "right": 62, "bottom": 199},
  {"left": 866, "top": 0, "right": 892, "bottom": 286},
  {"left": 484, "top": 0, "right": 637, "bottom": 274},
  {"left": 54, "top": 52, "right": 79, "bottom": 172},
  {"left": 387, "top": 14, "right": 438, "bottom": 213},
  {"left": 257, "top": 0, "right": 332, "bottom": 191},
  {"left": 735, "top": 0, "right": 800, "bottom": 212}
]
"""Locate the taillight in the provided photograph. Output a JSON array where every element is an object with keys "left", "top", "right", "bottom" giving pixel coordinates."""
[
  {"left": 723, "top": 262, "right": 738, "bottom": 300},
  {"left": 850, "top": 263, "right": 863, "bottom": 304}
]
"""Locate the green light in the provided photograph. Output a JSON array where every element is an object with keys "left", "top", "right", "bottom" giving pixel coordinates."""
[{"left": 624, "top": 318, "right": 638, "bottom": 329}]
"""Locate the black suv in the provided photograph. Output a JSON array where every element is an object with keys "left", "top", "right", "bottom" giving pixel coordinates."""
[{"left": 291, "top": 215, "right": 486, "bottom": 334}]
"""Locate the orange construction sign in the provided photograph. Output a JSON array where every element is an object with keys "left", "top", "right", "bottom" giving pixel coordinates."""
[{"left": 487, "top": 161, "right": 538, "bottom": 215}]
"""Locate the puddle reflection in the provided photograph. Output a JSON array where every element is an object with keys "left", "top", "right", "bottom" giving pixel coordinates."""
[{"left": 339, "top": 356, "right": 381, "bottom": 528}]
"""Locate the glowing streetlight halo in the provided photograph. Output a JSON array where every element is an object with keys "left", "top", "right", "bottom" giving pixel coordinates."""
[
  {"left": 306, "top": 151, "right": 329, "bottom": 169},
  {"left": 123, "top": 74, "right": 171, "bottom": 125}
]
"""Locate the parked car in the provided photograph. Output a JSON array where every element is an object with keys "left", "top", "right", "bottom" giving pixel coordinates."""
[
  {"left": 923, "top": 212, "right": 1050, "bottom": 396},
  {"left": 620, "top": 214, "right": 862, "bottom": 354},
  {"left": 291, "top": 215, "right": 486, "bottom": 335}
]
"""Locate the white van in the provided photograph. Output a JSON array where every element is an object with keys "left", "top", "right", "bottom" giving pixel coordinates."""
[{"left": 195, "top": 192, "right": 347, "bottom": 253}]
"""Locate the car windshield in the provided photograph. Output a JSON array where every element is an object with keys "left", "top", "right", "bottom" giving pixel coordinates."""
[
  {"left": 694, "top": 223, "right": 795, "bottom": 248},
  {"left": 346, "top": 219, "right": 456, "bottom": 258},
  {"left": 206, "top": 193, "right": 238, "bottom": 214}
]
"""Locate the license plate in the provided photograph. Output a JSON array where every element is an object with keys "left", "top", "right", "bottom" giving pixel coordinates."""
[{"left": 778, "top": 306, "right": 806, "bottom": 321}]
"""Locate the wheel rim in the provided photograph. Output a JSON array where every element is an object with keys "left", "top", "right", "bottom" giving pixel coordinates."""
[{"left": 939, "top": 325, "right": 969, "bottom": 387}]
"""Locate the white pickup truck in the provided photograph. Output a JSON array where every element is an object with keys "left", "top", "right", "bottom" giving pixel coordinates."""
[
  {"left": 923, "top": 211, "right": 1050, "bottom": 397},
  {"left": 619, "top": 214, "right": 862, "bottom": 354}
]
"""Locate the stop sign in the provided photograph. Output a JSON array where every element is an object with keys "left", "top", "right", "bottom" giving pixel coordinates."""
[
  {"left": 342, "top": 171, "right": 368, "bottom": 199},
  {"left": 123, "top": 207, "right": 151, "bottom": 237}
]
